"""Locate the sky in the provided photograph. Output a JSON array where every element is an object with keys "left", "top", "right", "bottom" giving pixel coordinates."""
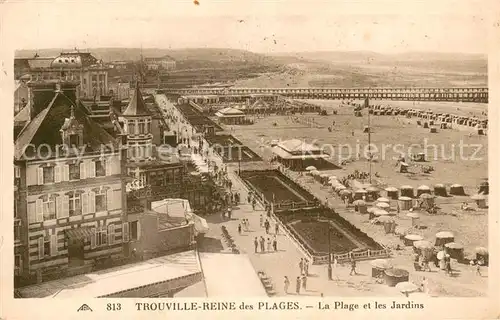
[{"left": 1, "top": 0, "right": 493, "bottom": 54}]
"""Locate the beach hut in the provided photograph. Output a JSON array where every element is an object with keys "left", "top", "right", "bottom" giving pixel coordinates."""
[
  {"left": 378, "top": 216, "right": 396, "bottom": 234},
  {"left": 371, "top": 259, "right": 393, "bottom": 278},
  {"left": 433, "top": 184, "right": 447, "bottom": 197},
  {"left": 435, "top": 231, "right": 454, "bottom": 247},
  {"left": 319, "top": 173, "right": 330, "bottom": 184},
  {"left": 449, "top": 184, "right": 466, "bottom": 196},
  {"left": 398, "top": 196, "right": 413, "bottom": 210},
  {"left": 470, "top": 194, "right": 487, "bottom": 209},
  {"left": 353, "top": 199, "right": 367, "bottom": 213},
  {"left": 385, "top": 187, "right": 399, "bottom": 199},
  {"left": 429, "top": 127, "right": 437, "bottom": 133},
  {"left": 398, "top": 162, "right": 409, "bottom": 173},
  {"left": 400, "top": 185, "right": 414, "bottom": 198},
  {"left": 478, "top": 181, "right": 489, "bottom": 195},
  {"left": 475, "top": 247, "right": 489, "bottom": 266},
  {"left": 354, "top": 189, "right": 368, "bottom": 200},
  {"left": 419, "top": 193, "right": 435, "bottom": 209},
  {"left": 404, "top": 234, "right": 423, "bottom": 246},
  {"left": 416, "top": 185, "right": 431, "bottom": 197},
  {"left": 406, "top": 212, "right": 420, "bottom": 227},
  {"left": 384, "top": 268, "right": 410, "bottom": 287},
  {"left": 444, "top": 242, "right": 464, "bottom": 261},
  {"left": 440, "top": 123, "right": 448, "bottom": 129},
  {"left": 366, "top": 186, "right": 380, "bottom": 201},
  {"left": 423, "top": 122, "right": 429, "bottom": 128}
]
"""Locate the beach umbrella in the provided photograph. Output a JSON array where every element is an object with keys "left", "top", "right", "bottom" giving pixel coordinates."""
[
  {"left": 320, "top": 173, "right": 330, "bottom": 179},
  {"left": 413, "top": 240, "right": 433, "bottom": 250},
  {"left": 335, "top": 185, "right": 347, "bottom": 191},
  {"left": 377, "top": 197, "right": 390, "bottom": 203},
  {"left": 371, "top": 259, "right": 393, "bottom": 269},
  {"left": 367, "top": 207, "right": 377, "bottom": 213},
  {"left": 396, "top": 282, "right": 419, "bottom": 294},
  {"left": 436, "top": 231, "right": 454, "bottom": 239},
  {"left": 328, "top": 176, "right": 338, "bottom": 181},
  {"left": 355, "top": 189, "right": 368, "bottom": 194},
  {"left": 437, "top": 251, "right": 446, "bottom": 260},
  {"left": 306, "top": 166, "right": 316, "bottom": 171},
  {"left": 385, "top": 187, "right": 398, "bottom": 192},
  {"left": 311, "top": 170, "right": 320, "bottom": 176},
  {"left": 405, "top": 234, "right": 423, "bottom": 241},
  {"left": 406, "top": 212, "right": 420, "bottom": 218},
  {"left": 377, "top": 216, "right": 395, "bottom": 223},
  {"left": 419, "top": 193, "right": 434, "bottom": 199},
  {"left": 400, "top": 185, "right": 413, "bottom": 190},
  {"left": 374, "top": 209, "right": 389, "bottom": 216},
  {"left": 339, "top": 189, "right": 352, "bottom": 196},
  {"left": 190, "top": 171, "right": 201, "bottom": 176},
  {"left": 398, "top": 196, "right": 412, "bottom": 201},
  {"left": 376, "top": 202, "right": 390, "bottom": 209},
  {"left": 445, "top": 242, "right": 463, "bottom": 249},
  {"left": 328, "top": 180, "right": 339, "bottom": 185},
  {"left": 353, "top": 199, "right": 366, "bottom": 206},
  {"left": 475, "top": 247, "right": 488, "bottom": 255},
  {"left": 470, "top": 194, "right": 486, "bottom": 200},
  {"left": 417, "top": 185, "right": 431, "bottom": 191},
  {"left": 366, "top": 186, "right": 379, "bottom": 192}
]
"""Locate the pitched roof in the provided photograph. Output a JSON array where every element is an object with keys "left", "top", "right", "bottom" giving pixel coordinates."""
[
  {"left": 27, "top": 58, "right": 55, "bottom": 69},
  {"left": 217, "top": 107, "right": 245, "bottom": 115},
  {"left": 122, "top": 86, "right": 151, "bottom": 117},
  {"left": 277, "top": 139, "right": 321, "bottom": 153},
  {"left": 15, "top": 92, "right": 118, "bottom": 160}
]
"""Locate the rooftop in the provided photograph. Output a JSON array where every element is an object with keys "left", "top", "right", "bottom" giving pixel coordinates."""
[
  {"left": 122, "top": 85, "right": 151, "bottom": 117},
  {"left": 277, "top": 139, "right": 322, "bottom": 154}
]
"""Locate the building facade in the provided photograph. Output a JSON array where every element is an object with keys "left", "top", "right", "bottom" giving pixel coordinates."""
[
  {"left": 144, "top": 56, "right": 176, "bottom": 71},
  {"left": 14, "top": 81, "right": 128, "bottom": 285}
]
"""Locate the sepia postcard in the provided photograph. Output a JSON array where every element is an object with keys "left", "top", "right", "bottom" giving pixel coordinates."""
[{"left": 0, "top": 0, "right": 499, "bottom": 319}]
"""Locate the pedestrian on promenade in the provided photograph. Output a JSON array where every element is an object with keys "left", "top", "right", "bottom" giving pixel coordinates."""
[
  {"left": 247, "top": 193, "right": 251, "bottom": 204},
  {"left": 476, "top": 261, "right": 482, "bottom": 276},
  {"left": 304, "top": 260, "right": 309, "bottom": 276},
  {"left": 254, "top": 237, "right": 259, "bottom": 253},
  {"left": 349, "top": 258, "right": 357, "bottom": 276},
  {"left": 284, "top": 276, "right": 290, "bottom": 294},
  {"left": 260, "top": 236, "right": 265, "bottom": 252},
  {"left": 238, "top": 224, "right": 242, "bottom": 235},
  {"left": 245, "top": 218, "right": 250, "bottom": 231},
  {"left": 302, "top": 275, "right": 307, "bottom": 290},
  {"left": 221, "top": 210, "right": 225, "bottom": 220},
  {"left": 264, "top": 220, "right": 270, "bottom": 234},
  {"left": 252, "top": 199, "right": 256, "bottom": 210},
  {"left": 275, "top": 223, "right": 279, "bottom": 235},
  {"left": 228, "top": 207, "right": 232, "bottom": 220},
  {"left": 295, "top": 277, "right": 301, "bottom": 295},
  {"left": 260, "top": 214, "right": 264, "bottom": 227},
  {"left": 273, "top": 236, "right": 277, "bottom": 251},
  {"left": 299, "top": 258, "right": 304, "bottom": 275},
  {"left": 267, "top": 238, "right": 272, "bottom": 251}
]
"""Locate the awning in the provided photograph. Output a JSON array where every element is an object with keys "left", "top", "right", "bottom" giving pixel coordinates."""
[{"left": 65, "top": 227, "right": 94, "bottom": 240}]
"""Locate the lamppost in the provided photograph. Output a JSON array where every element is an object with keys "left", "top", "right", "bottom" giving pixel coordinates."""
[{"left": 327, "top": 223, "right": 333, "bottom": 280}]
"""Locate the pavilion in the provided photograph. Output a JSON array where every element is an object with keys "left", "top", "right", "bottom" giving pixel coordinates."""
[
  {"left": 271, "top": 139, "right": 330, "bottom": 171},
  {"left": 215, "top": 107, "right": 246, "bottom": 124}
]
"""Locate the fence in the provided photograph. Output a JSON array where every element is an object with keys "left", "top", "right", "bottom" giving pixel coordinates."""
[{"left": 314, "top": 248, "right": 391, "bottom": 265}]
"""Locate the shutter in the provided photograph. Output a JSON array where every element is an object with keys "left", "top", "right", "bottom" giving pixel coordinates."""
[
  {"left": 136, "top": 221, "right": 141, "bottom": 240},
  {"left": 82, "top": 193, "right": 89, "bottom": 214},
  {"left": 38, "top": 237, "right": 44, "bottom": 259},
  {"left": 63, "top": 165, "right": 70, "bottom": 181},
  {"left": 105, "top": 159, "right": 112, "bottom": 176},
  {"left": 37, "top": 167, "right": 44, "bottom": 185},
  {"left": 56, "top": 196, "right": 63, "bottom": 219},
  {"left": 62, "top": 195, "right": 70, "bottom": 218},
  {"left": 51, "top": 234, "right": 58, "bottom": 256},
  {"left": 91, "top": 161, "right": 96, "bottom": 178},
  {"left": 90, "top": 228, "right": 96, "bottom": 249},
  {"left": 89, "top": 191, "right": 96, "bottom": 213},
  {"left": 54, "top": 165, "right": 61, "bottom": 183},
  {"left": 28, "top": 203, "right": 36, "bottom": 224},
  {"left": 114, "top": 190, "right": 121, "bottom": 210},
  {"left": 107, "top": 189, "right": 115, "bottom": 211},
  {"left": 122, "top": 222, "right": 129, "bottom": 242},
  {"left": 35, "top": 199, "right": 43, "bottom": 222},
  {"left": 108, "top": 224, "right": 115, "bottom": 245},
  {"left": 80, "top": 161, "right": 86, "bottom": 179}
]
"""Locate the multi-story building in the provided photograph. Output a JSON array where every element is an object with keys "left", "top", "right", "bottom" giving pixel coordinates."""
[
  {"left": 144, "top": 56, "right": 176, "bottom": 71},
  {"left": 14, "top": 51, "right": 110, "bottom": 100},
  {"left": 14, "top": 80, "right": 128, "bottom": 285}
]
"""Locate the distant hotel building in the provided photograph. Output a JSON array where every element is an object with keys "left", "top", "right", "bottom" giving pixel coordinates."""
[{"left": 144, "top": 56, "right": 176, "bottom": 71}]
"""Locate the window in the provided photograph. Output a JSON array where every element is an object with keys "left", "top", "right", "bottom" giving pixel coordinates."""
[
  {"left": 14, "top": 224, "right": 21, "bottom": 241},
  {"left": 15, "top": 255, "right": 21, "bottom": 269},
  {"left": 95, "top": 189, "right": 107, "bottom": 212},
  {"left": 15, "top": 166, "right": 20, "bottom": 178},
  {"left": 130, "top": 221, "right": 138, "bottom": 240},
  {"left": 146, "top": 121, "right": 151, "bottom": 134},
  {"left": 44, "top": 238, "right": 51, "bottom": 257},
  {"left": 69, "top": 192, "right": 81, "bottom": 216},
  {"left": 42, "top": 196, "right": 56, "bottom": 221},
  {"left": 95, "top": 160, "right": 106, "bottom": 177},
  {"left": 96, "top": 228, "right": 108, "bottom": 247},
  {"left": 69, "top": 134, "right": 79, "bottom": 146},
  {"left": 127, "top": 121, "right": 135, "bottom": 134},
  {"left": 69, "top": 163, "right": 80, "bottom": 180},
  {"left": 43, "top": 166, "right": 54, "bottom": 184},
  {"left": 138, "top": 121, "right": 145, "bottom": 134}
]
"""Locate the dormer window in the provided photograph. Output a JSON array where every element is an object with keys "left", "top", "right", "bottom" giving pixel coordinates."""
[{"left": 69, "top": 134, "right": 80, "bottom": 147}]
